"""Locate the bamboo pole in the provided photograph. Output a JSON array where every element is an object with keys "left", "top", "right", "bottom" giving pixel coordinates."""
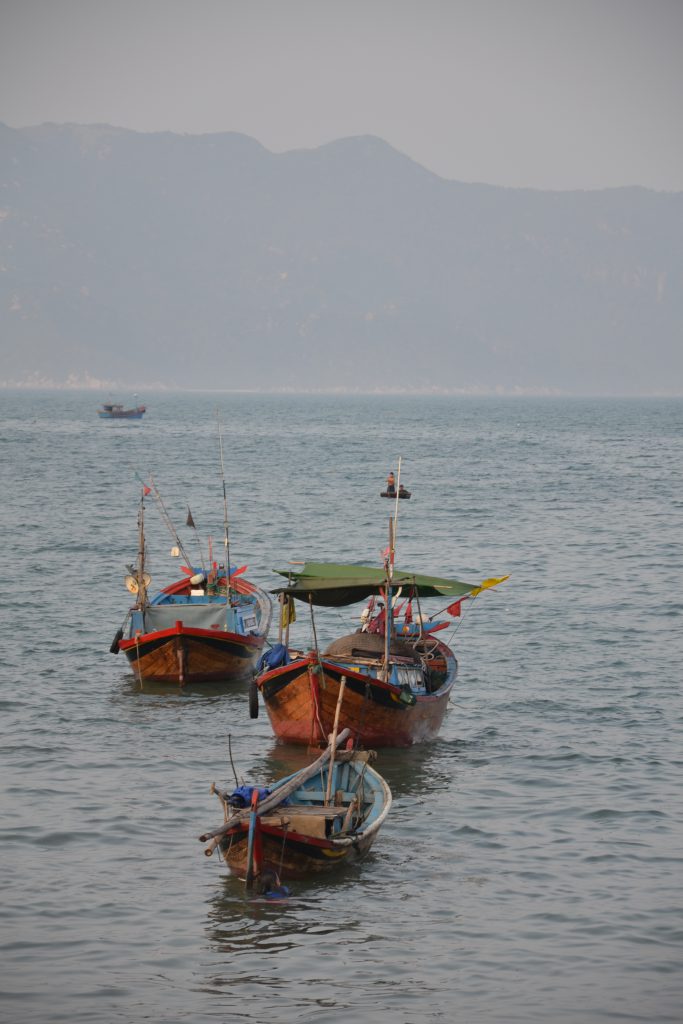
[
  {"left": 245, "top": 790, "right": 259, "bottom": 888},
  {"left": 324, "top": 676, "right": 346, "bottom": 805},
  {"left": 394, "top": 455, "right": 402, "bottom": 528}
]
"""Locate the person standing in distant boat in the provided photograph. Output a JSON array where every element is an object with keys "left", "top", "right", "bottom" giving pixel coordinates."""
[{"left": 386, "top": 471, "right": 396, "bottom": 495}]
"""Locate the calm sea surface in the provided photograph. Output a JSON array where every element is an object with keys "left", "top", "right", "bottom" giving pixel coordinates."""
[{"left": 0, "top": 390, "right": 681, "bottom": 1024}]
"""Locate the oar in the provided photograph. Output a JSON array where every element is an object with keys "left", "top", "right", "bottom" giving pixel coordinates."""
[{"left": 245, "top": 789, "right": 260, "bottom": 889}]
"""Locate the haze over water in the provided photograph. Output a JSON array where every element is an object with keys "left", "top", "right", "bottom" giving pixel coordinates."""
[{"left": 1, "top": 390, "right": 681, "bottom": 1023}]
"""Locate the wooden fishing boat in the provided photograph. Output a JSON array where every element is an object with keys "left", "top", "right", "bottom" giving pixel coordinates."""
[
  {"left": 200, "top": 729, "right": 392, "bottom": 883},
  {"left": 254, "top": 560, "right": 508, "bottom": 747},
  {"left": 111, "top": 473, "right": 272, "bottom": 687},
  {"left": 98, "top": 401, "right": 146, "bottom": 419},
  {"left": 114, "top": 567, "right": 271, "bottom": 686}
]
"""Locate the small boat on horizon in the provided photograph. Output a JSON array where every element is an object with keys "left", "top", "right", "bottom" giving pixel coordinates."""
[
  {"left": 199, "top": 728, "right": 392, "bottom": 884},
  {"left": 98, "top": 400, "right": 146, "bottom": 419}
]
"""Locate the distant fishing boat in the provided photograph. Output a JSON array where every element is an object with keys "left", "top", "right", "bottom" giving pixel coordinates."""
[
  {"left": 98, "top": 400, "right": 146, "bottom": 419},
  {"left": 111, "top": 432, "right": 272, "bottom": 686},
  {"left": 199, "top": 729, "right": 392, "bottom": 883}
]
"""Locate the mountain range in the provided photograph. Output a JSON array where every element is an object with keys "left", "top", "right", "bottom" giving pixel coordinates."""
[{"left": 1, "top": 122, "right": 681, "bottom": 394}]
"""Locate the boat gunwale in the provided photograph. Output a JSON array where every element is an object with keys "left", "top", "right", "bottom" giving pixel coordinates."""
[
  {"left": 118, "top": 623, "right": 266, "bottom": 651},
  {"left": 258, "top": 644, "right": 457, "bottom": 702}
]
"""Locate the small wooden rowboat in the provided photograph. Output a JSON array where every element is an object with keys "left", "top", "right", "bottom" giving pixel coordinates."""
[{"left": 200, "top": 729, "right": 392, "bottom": 883}]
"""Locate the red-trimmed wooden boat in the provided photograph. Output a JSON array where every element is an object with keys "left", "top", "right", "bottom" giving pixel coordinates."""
[
  {"left": 254, "top": 560, "right": 508, "bottom": 747},
  {"left": 200, "top": 729, "right": 392, "bottom": 883},
  {"left": 111, "top": 496, "right": 272, "bottom": 687}
]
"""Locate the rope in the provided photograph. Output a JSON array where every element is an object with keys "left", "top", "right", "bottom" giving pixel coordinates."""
[
  {"left": 134, "top": 633, "right": 143, "bottom": 689},
  {"left": 443, "top": 594, "right": 478, "bottom": 649},
  {"left": 278, "top": 823, "right": 289, "bottom": 876}
]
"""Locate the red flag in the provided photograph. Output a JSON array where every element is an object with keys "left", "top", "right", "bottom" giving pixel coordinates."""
[
  {"left": 404, "top": 599, "right": 413, "bottom": 624},
  {"left": 446, "top": 600, "right": 462, "bottom": 617},
  {"left": 142, "top": 484, "right": 151, "bottom": 496}
]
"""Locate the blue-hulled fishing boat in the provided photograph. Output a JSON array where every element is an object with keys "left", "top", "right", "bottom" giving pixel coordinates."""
[{"left": 98, "top": 401, "right": 146, "bottom": 419}]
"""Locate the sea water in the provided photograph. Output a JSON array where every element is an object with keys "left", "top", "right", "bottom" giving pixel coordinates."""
[{"left": 0, "top": 390, "right": 681, "bottom": 1024}]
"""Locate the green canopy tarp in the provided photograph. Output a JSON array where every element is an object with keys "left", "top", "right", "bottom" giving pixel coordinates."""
[{"left": 272, "top": 561, "right": 477, "bottom": 607}]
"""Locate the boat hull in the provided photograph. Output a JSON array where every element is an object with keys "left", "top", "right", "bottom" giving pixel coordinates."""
[
  {"left": 207, "top": 749, "right": 391, "bottom": 881},
  {"left": 258, "top": 646, "right": 455, "bottom": 747},
  {"left": 98, "top": 411, "right": 145, "bottom": 419},
  {"left": 218, "top": 818, "right": 376, "bottom": 879},
  {"left": 119, "top": 625, "right": 264, "bottom": 686}
]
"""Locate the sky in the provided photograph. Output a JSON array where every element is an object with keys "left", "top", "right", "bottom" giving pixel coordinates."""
[{"left": 1, "top": 0, "right": 682, "bottom": 192}]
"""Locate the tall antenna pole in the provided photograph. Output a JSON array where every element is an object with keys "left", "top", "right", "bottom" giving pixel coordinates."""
[
  {"left": 383, "top": 514, "right": 395, "bottom": 678},
  {"left": 217, "top": 415, "right": 232, "bottom": 605},
  {"left": 382, "top": 456, "right": 402, "bottom": 681}
]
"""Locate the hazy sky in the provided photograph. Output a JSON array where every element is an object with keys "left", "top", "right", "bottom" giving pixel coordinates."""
[{"left": 1, "top": 0, "right": 682, "bottom": 191}]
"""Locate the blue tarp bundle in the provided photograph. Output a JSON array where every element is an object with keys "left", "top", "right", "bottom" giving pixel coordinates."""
[
  {"left": 228, "top": 785, "right": 272, "bottom": 808},
  {"left": 257, "top": 644, "right": 291, "bottom": 673},
  {"left": 228, "top": 784, "right": 290, "bottom": 809}
]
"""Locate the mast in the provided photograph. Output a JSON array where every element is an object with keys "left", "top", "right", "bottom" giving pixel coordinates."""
[
  {"left": 383, "top": 514, "right": 395, "bottom": 680},
  {"left": 382, "top": 458, "right": 402, "bottom": 679},
  {"left": 394, "top": 455, "right": 403, "bottom": 525},
  {"left": 135, "top": 494, "right": 149, "bottom": 609},
  {"left": 217, "top": 416, "right": 232, "bottom": 605}
]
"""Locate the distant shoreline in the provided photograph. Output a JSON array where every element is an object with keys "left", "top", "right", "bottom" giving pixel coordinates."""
[{"left": 1, "top": 383, "right": 681, "bottom": 399}]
